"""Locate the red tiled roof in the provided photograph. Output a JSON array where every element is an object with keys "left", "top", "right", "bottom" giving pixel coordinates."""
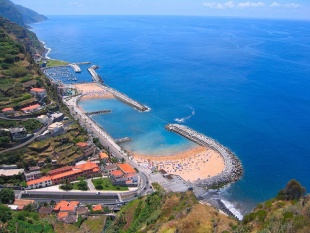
[
  {"left": 60, "top": 205, "right": 76, "bottom": 212},
  {"left": 69, "top": 201, "right": 79, "bottom": 206},
  {"left": 93, "top": 167, "right": 100, "bottom": 172},
  {"left": 21, "top": 104, "right": 41, "bottom": 111},
  {"left": 76, "top": 142, "right": 88, "bottom": 147},
  {"left": 27, "top": 176, "right": 51, "bottom": 186},
  {"left": 111, "top": 170, "right": 123, "bottom": 177},
  {"left": 2, "top": 107, "right": 14, "bottom": 112},
  {"left": 99, "top": 152, "right": 109, "bottom": 159},
  {"left": 92, "top": 205, "right": 102, "bottom": 212},
  {"left": 49, "top": 166, "right": 72, "bottom": 176},
  {"left": 51, "top": 169, "right": 82, "bottom": 180},
  {"left": 30, "top": 88, "right": 46, "bottom": 92},
  {"left": 57, "top": 212, "right": 69, "bottom": 220},
  {"left": 14, "top": 199, "right": 34, "bottom": 205},
  {"left": 75, "top": 161, "right": 98, "bottom": 171},
  {"left": 54, "top": 200, "right": 69, "bottom": 211},
  {"left": 117, "top": 163, "right": 136, "bottom": 174}
]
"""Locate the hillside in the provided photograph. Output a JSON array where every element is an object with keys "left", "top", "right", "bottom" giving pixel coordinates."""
[
  {"left": 106, "top": 180, "right": 310, "bottom": 233},
  {"left": 106, "top": 188, "right": 237, "bottom": 233},
  {"left": 0, "top": 16, "right": 46, "bottom": 110},
  {"left": 0, "top": 0, "right": 47, "bottom": 28}
]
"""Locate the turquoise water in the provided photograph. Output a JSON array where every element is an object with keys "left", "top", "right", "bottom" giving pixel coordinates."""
[
  {"left": 31, "top": 16, "right": 310, "bottom": 214},
  {"left": 79, "top": 98, "right": 196, "bottom": 155}
]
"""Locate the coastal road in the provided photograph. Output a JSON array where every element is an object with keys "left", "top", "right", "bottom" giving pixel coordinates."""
[
  {"left": 64, "top": 96, "right": 152, "bottom": 191},
  {"left": 21, "top": 190, "right": 120, "bottom": 204}
]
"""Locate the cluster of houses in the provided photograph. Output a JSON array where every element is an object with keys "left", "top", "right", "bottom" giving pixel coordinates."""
[
  {"left": 1, "top": 87, "right": 47, "bottom": 116},
  {"left": 24, "top": 151, "right": 139, "bottom": 189},
  {"left": 8, "top": 199, "right": 108, "bottom": 224}
]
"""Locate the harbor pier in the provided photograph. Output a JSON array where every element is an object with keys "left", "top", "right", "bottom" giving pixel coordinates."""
[
  {"left": 104, "top": 86, "right": 149, "bottom": 112},
  {"left": 165, "top": 124, "right": 243, "bottom": 188},
  {"left": 69, "top": 63, "right": 81, "bottom": 73},
  {"left": 85, "top": 109, "right": 112, "bottom": 116},
  {"left": 88, "top": 65, "right": 104, "bottom": 84}
]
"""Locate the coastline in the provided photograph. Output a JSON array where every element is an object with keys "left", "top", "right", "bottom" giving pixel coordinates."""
[
  {"left": 74, "top": 83, "right": 115, "bottom": 100},
  {"left": 132, "top": 146, "right": 225, "bottom": 182}
]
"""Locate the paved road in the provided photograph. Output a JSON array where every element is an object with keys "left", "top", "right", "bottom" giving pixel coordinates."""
[{"left": 0, "top": 124, "right": 49, "bottom": 155}]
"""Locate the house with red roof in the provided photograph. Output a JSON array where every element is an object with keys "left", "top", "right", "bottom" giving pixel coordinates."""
[
  {"left": 92, "top": 204, "right": 103, "bottom": 212},
  {"left": 30, "top": 88, "right": 46, "bottom": 98},
  {"left": 109, "top": 163, "right": 138, "bottom": 186},
  {"left": 2, "top": 107, "right": 15, "bottom": 115},
  {"left": 21, "top": 104, "right": 41, "bottom": 113},
  {"left": 76, "top": 141, "right": 96, "bottom": 159}
]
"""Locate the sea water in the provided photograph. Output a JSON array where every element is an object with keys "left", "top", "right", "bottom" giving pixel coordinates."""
[{"left": 31, "top": 16, "right": 310, "bottom": 214}]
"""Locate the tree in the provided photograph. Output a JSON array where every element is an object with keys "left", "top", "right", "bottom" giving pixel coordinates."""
[
  {"left": 0, "top": 205, "right": 12, "bottom": 223},
  {"left": 277, "top": 179, "right": 306, "bottom": 201},
  {"left": 0, "top": 188, "right": 15, "bottom": 204}
]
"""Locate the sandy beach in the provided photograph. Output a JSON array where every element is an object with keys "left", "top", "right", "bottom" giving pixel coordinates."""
[
  {"left": 133, "top": 146, "right": 225, "bottom": 182},
  {"left": 74, "top": 83, "right": 115, "bottom": 99}
]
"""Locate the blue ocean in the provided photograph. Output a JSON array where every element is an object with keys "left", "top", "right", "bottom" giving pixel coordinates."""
[{"left": 31, "top": 16, "right": 310, "bottom": 214}]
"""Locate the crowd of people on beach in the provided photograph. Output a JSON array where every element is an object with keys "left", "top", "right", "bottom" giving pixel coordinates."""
[{"left": 166, "top": 124, "right": 243, "bottom": 187}]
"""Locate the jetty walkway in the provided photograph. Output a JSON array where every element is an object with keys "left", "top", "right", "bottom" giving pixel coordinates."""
[
  {"left": 69, "top": 63, "right": 81, "bottom": 73},
  {"left": 88, "top": 65, "right": 104, "bottom": 84},
  {"left": 104, "top": 86, "right": 149, "bottom": 112},
  {"left": 85, "top": 109, "right": 111, "bottom": 116},
  {"left": 114, "top": 137, "right": 131, "bottom": 144},
  {"left": 165, "top": 124, "right": 243, "bottom": 188}
]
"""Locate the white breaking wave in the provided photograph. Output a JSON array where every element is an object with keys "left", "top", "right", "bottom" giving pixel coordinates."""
[
  {"left": 40, "top": 40, "right": 52, "bottom": 59},
  {"left": 175, "top": 106, "right": 195, "bottom": 123},
  {"left": 221, "top": 199, "right": 243, "bottom": 220}
]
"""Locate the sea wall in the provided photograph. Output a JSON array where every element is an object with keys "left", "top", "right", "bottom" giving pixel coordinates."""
[
  {"left": 165, "top": 124, "right": 243, "bottom": 188},
  {"left": 103, "top": 86, "right": 149, "bottom": 112}
]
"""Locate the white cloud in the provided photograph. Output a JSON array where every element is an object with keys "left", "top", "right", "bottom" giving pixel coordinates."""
[
  {"left": 203, "top": 1, "right": 301, "bottom": 9},
  {"left": 237, "top": 2, "right": 265, "bottom": 8},
  {"left": 202, "top": 1, "right": 234, "bottom": 9},
  {"left": 270, "top": 2, "right": 301, "bottom": 8}
]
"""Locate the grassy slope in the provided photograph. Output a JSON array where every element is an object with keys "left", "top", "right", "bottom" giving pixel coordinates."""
[{"left": 107, "top": 191, "right": 237, "bottom": 233}]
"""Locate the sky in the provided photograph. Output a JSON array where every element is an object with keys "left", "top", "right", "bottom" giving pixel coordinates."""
[{"left": 11, "top": 0, "right": 310, "bottom": 20}]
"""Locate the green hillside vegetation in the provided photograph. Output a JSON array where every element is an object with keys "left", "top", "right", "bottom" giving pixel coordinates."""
[
  {"left": 0, "top": 122, "right": 88, "bottom": 168},
  {"left": 106, "top": 180, "right": 310, "bottom": 233},
  {"left": 0, "top": 204, "right": 54, "bottom": 233},
  {"left": 106, "top": 190, "right": 237, "bottom": 233},
  {"left": 0, "top": 17, "right": 47, "bottom": 110},
  {"left": 0, "top": 0, "right": 47, "bottom": 28}
]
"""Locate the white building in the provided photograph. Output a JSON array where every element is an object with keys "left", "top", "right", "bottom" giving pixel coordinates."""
[
  {"left": 26, "top": 176, "right": 52, "bottom": 189},
  {"left": 37, "top": 115, "right": 49, "bottom": 124},
  {"left": 48, "top": 122, "right": 63, "bottom": 135}
]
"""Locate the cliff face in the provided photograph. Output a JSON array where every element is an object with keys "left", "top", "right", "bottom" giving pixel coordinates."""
[{"left": 0, "top": 0, "right": 47, "bottom": 28}]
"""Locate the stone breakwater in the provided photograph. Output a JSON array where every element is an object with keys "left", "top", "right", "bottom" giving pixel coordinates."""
[
  {"left": 165, "top": 124, "right": 243, "bottom": 188},
  {"left": 103, "top": 86, "right": 150, "bottom": 112}
]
